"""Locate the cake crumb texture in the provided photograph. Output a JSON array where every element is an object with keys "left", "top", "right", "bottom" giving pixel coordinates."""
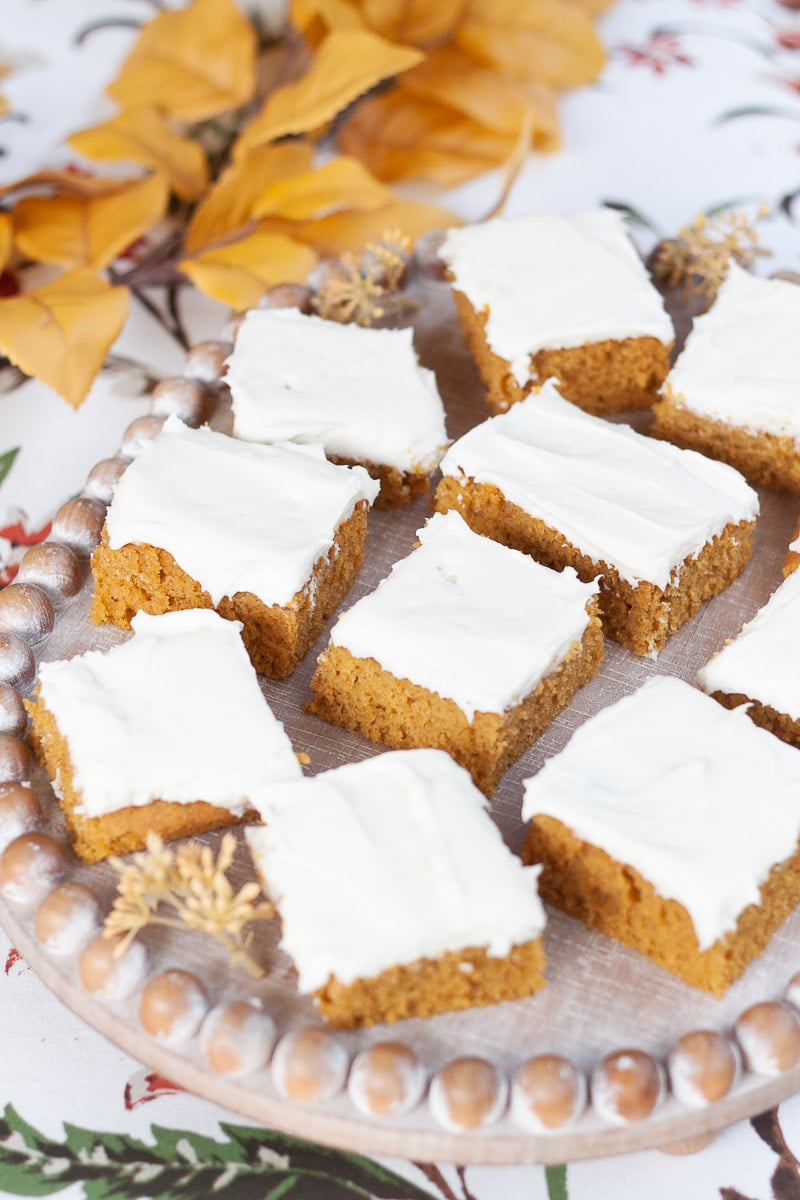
[
  {"left": 434, "top": 476, "right": 754, "bottom": 656},
  {"left": 90, "top": 502, "right": 370, "bottom": 678},
  {"left": 709, "top": 690, "right": 800, "bottom": 751}
]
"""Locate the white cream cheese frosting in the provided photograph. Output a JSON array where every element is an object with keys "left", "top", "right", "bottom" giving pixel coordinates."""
[
  {"left": 246, "top": 748, "right": 545, "bottom": 993},
  {"left": 438, "top": 382, "right": 759, "bottom": 589},
  {"left": 438, "top": 209, "right": 673, "bottom": 385},
  {"left": 37, "top": 609, "right": 301, "bottom": 819},
  {"left": 665, "top": 263, "right": 800, "bottom": 442},
  {"left": 104, "top": 416, "right": 379, "bottom": 608},
  {"left": 522, "top": 676, "right": 800, "bottom": 951},
  {"left": 226, "top": 309, "right": 449, "bottom": 474},
  {"left": 697, "top": 568, "right": 800, "bottom": 720},
  {"left": 328, "top": 510, "right": 599, "bottom": 721}
]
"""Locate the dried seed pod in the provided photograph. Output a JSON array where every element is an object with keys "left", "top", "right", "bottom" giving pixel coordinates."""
[
  {"left": 271, "top": 1027, "right": 349, "bottom": 1103},
  {"left": 17, "top": 542, "right": 82, "bottom": 599},
  {"left": 591, "top": 1049, "right": 664, "bottom": 1124},
  {"left": 413, "top": 229, "right": 449, "bottom": 280},
  {"left": 0, "top": 733, "right": 30, "bottom": 783},
  {"left": 139, "top": 969, "right": 208, "bottom": 1044},
  {"left": 0, "top": 685, "right": 26, "bottom": 737},
  {"left": 260, "top": 284, "right": 313, "bottom": 313},
  {"left": 668, "top": 1030, "right": 739, "bottom": 1107},
  {"left": 0, "top": 832, "right": 68, "bottom": 907},
  {"left": 78, "top": 933, "right": 147, "bottom": 1000},
  {"left": 120, "top": 414, "right": 166, "bottom": 459},
  {"left": 429, "top": 1056, "right": 508, "bottom": 1132},
  {"left": 0, "top": 583, "right": 55, "bottom": 644},
  {"left": 36, "top": 882, "right": 100, "bottom": 956},
  {"left": 183, "top": 339, "right": 233, "bottom": 385},
  {"left": 348, "top": 1041, "right": 426, "bottom": 1118},
  {"left": 736, "top": 1001, "right": 800, "bottom": 1075},
  {"left": 0, "top": 633, "right": 36, "bottom": 692},
  {"left": 201, "top": 1000, "right": 276, "bottom": 1077},
  {"left": 150, "top": 377, "right": 208, "bottom": 427},
  {"left": 51, "top": 497, "right": 106, "bottom": 555},
  {"left": 84, "top": 457, "right": 129, "bottom": 504},
  {"left": 307, "top": 259, "right": 347, "bottom": 294},
  {"left": 0, "top": 783, "right": 41, "bottom": 853},
  {"left": 511, "top": 1054, "right": 587, "bottom": 1133}
]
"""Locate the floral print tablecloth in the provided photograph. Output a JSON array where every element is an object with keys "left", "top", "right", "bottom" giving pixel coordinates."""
[{"left": 4, "top": 1, "right": 800, "bottom": 1196}]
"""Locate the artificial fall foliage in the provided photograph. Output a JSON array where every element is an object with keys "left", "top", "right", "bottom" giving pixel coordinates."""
[{"left": 0, "top": 0, "right": 611, "bottom": 408}]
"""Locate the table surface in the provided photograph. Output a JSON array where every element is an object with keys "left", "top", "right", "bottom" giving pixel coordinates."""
[{"left": 4, "top": 0, "right": 800, "bottom": 1196}]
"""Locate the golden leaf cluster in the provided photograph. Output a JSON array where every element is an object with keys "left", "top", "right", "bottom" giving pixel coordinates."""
[
  {"left": 651, "top": 205, "right": 772, "bottom": 305},
  {"left": 104, "top": 831, "right": 275, "bottom": 979},
  {"left": 0, "top": 0, "right": 610, "bottom": 408}
]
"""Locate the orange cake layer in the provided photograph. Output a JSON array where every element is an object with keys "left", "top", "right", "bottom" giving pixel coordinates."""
[
  {"left": 453, "top": 288, "right": 672, "bottom": 416},
  {"left": 652, "top": 391, "right": 800, "bottom": 496},
  {"left": 328, "top": 454, "right": 432, "bottom": 509},
  {"left": 316, "top": 938, "right": 547, "bottom": 1029},
  {"left": 308, "top": 616, "right": 603, "bottom": 796},
  {"left": 435, "top": 476, "right": 754, "bottom": 656},
  {"left": 27, "top": 694, "right": 254, "bottom": 863},
  {"left": 91, "top": 501, "right": 370, "bottom": 678},
  {"left": 523, "top": 813, "right": 800, "bottom": 998},
  {"left": 709, "top": 690, "right": 800, "bottom": 751}
]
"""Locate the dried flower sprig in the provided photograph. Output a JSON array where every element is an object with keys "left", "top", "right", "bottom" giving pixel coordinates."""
[
  {"left": 650, "top": 204, "right": 772, "bottom": 305},
  {"left": 312, "top": 230, "right": 417, "bottom": 326},
  {"left": 103, "top": 831, "right": 274, "bottom": 979}
]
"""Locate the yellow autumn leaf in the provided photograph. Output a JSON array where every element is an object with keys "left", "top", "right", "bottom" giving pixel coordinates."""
[
  {"left": 68, "top": 106, "right": 209, "bottom": 202},
  {"left": 181, "top": 229, "right": 318, "bottom": 309},
  {"left": 13, "top": 174, "right": 169, "bottom": 271},
  {"left": 291, "top": 0, "right": 363, "bottom": 47},
  {"left": 0, "top": 212, "right": 11, "bottom": 272},
  {"left": 107, "top": 0, "right": 257, "bottom": 122},
  {"left": 358, "top": 0, "right": 466, "bottom": 48},
  {"left": 293, "top": 198, "right": 462, "bottom": 257},
  {"left": 251, "top": 157, "right": 393, "bottom": 222},
  {"left": 234, "top": 30, "right": 423, "bottom": 155},
  {"left": 0, "top": 270, "right": 129, "bottom": 409},
  {"left": 0, "top": 169, "right": 129, "bottom": 200},
  {"left": 185, "top": 141, "right": 314, "bottom": 254},
  {"left": 399, "top": 45, "right": 559, "bottom": 144},
  {"left": 456, "top": 0, "right": 605, "bottom": 88},
  {"left": 338, "top": 90, "right": 517, "bottom": 184}
]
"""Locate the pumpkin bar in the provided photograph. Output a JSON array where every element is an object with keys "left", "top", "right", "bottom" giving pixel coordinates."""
[
  {"left": 308, "top": 510, "right": 603, "bottom": 795},
  {"left": 698, "top": 568, "right": 800, "bottom": 750},
  {"left": 653, "top": 264, "right": 800, "bottom": 495},
  {"left": 91, "top": 416, "right": 379, "bottom": 677},
  {"left": 246, "top": 748, "right": 547, "bottom": 1028},
  {"left": 438, "top": 209, "right": 673, "bottom": 415},
  {"left": 28, "top": 609, "right": 302, "bottom": 863},
  {"left": 226, "top": 308, "right": 449, "bottom": 508},
  {"left": 522, "top": 676, "right": 800, "bottom": 996},
  {"left": 434, "top": 383, "right": 759, "bottom": 656}
]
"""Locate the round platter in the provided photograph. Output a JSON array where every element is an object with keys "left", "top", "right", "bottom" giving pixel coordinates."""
[{"left": 2, "top": 272, "right": 800, "bottom": 1165}]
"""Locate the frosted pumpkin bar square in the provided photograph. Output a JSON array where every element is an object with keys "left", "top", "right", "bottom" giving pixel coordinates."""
[
  {"left": 522, "top": 676, "right": 800, "bottom": 996},
  {"left": 698, "top": 568, "right": 800, "bottom": 750},
  {"left": 434, "top": 382, "right": 759, "bottom": 656},
  {"left": 225, "top": 308, "right": 449, "bottom": 508},
  {"left": 28, "top": 609, "right": 302, "bottom": 863},
  {"left": 438, "top": 209, "right": 673, "bottom": 415},
  {"left": 653, "top": 264, "right": 800, "bottom": 495},
  {"left": 308, "top": 510, "right": 603, "bottom": 795},
  {"left": 246, "top": 748, "right": 546, "bottom": 1028},
  {"left": 91, "top": 416, "right": 380, "bottom": 677}
]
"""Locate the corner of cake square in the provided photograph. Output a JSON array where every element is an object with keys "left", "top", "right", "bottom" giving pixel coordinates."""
[
  {"left": 433, "top": 382, "right": 759, "bottom": 656},
  {"left": 652, "top": 263, "right": 800, "bottom": 495},
  {"left": 246, "top": 748, "right": 547, "bottom": 1027},
  {"left": 27, "top": 608, "right": 302, "bottom": 863},
  {"left": 437, "top": 209, "right": 673, "bottom": 415},
  {"left": 307, "top": 509, "right": 603, "bottom": 794},
  {"left": 521, "top": 675, "right": 800, "bottom": 996},
  {"left": 225, "top": 308, "right": 450, "bottom": 508},
  {"left": 90, "top": 416, "right": 380, "bottom": 677}
]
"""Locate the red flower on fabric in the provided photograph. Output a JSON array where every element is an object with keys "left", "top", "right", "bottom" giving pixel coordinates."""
[
  {"left": 4, "top": 947, "right": 27, "bottom": 975},
  {"left": 778, "top": 30, "right": 800, "bottom": 49},
  {"left": 618, "top": 33, "right": 694, "bottom": 73},
  {"left": 124, "top": 1069, "right": 185, "bottom": 1109},
  {"left": 0, "top": 516, "right": 52, "bottom": 587}
]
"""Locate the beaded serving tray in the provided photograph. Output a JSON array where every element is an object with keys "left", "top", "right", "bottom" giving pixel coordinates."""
[{"left": 2, "top": 271, "right": 800, "bottom": 1164}]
